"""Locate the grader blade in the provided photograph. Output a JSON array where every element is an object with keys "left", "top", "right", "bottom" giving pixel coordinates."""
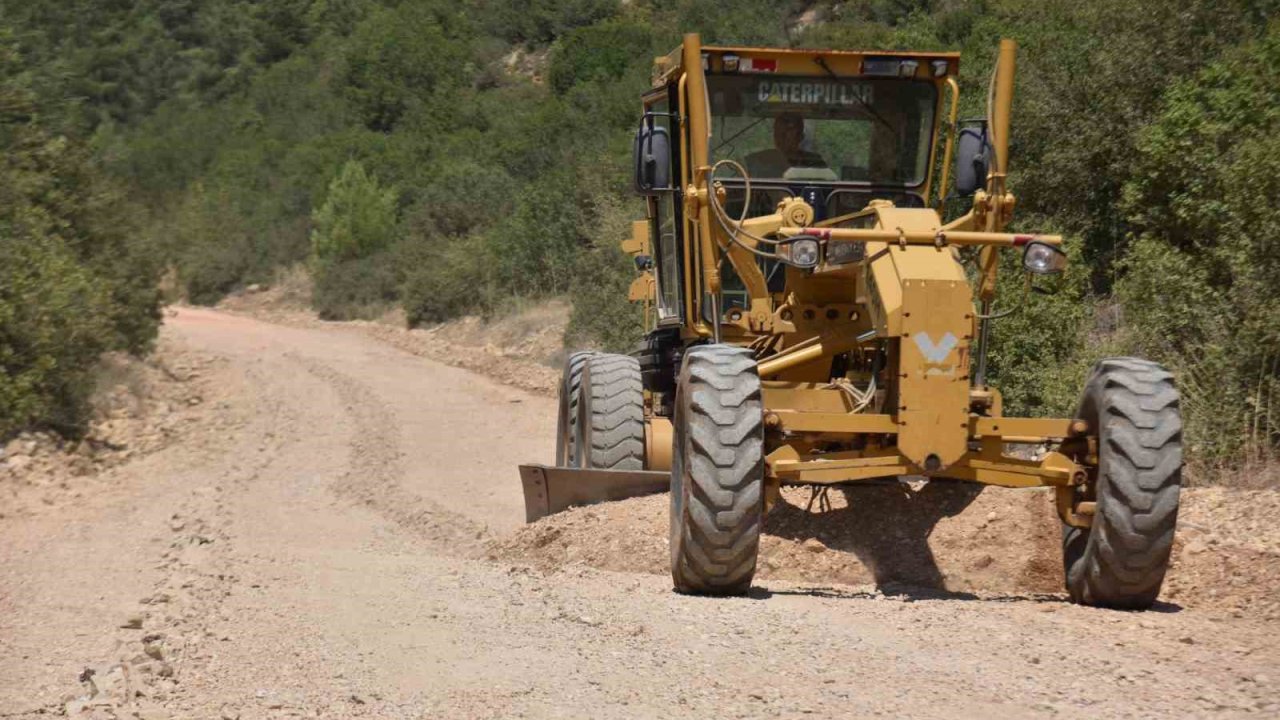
[{"left": 519, "top": 464, "right": 669, "bottom": 523}]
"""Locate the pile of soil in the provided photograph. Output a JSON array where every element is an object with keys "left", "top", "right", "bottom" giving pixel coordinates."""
[
  {"left": 491, "top": 483, "right": 1280, "bottom": 617},
  {"left": 1164, "top": 487, "right": 1280, "bottom": 616},
  {"left": 490, "top": 484, "right": 1062, "bottom": 594}
]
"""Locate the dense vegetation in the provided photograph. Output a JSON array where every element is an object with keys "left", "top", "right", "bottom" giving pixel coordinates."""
[
  {"left": 0, "top": 29, "right": 159, "bottom": 438},
  {"left": 1, "top": 0, "right": 1275, "bottom": 472}
]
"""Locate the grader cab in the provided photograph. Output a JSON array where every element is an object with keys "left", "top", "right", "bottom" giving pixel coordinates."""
[{"left": 520, "top": 35, "right": 1182, "bottom": 609}]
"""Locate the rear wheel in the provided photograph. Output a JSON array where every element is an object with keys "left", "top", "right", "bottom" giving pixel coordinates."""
[
  {"left": 575, "top": 353, "right": 645, "bottom": 470},
  {"left": 1063, "top": 357, "right": 1182, "bottom": 609},
  {"left": 555, "top": 351, "right": 596, "bottom": 467},
  {"left": 669, "top": 345, "right": 764, "bottom": 596}
]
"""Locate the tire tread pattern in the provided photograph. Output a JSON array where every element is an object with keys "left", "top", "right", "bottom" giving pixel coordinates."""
[
  {"left": 1064, "top": 357, "right": 1182, "bottom": 609},
  {"left": 671, "top": 345, "right": 763, "bottom": 596},
  {"left": 582, "top": 354, "right": 645, "bottom": 470}
]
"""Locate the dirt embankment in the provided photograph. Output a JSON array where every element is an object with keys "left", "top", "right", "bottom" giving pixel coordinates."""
[
  {"left": 0, "top": 332, "right": 219, "bottom": 519},
  {"left": 217, "top": 273, "right": 564, "bottom": 395}
]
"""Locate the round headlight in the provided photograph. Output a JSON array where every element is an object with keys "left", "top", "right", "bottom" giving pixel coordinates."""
[
  {"left": 1022, "top": 240, "right": 1067, "bottom": 275},
  {"left": 778, "top": 237, "right": 820, "bottom": 269}
]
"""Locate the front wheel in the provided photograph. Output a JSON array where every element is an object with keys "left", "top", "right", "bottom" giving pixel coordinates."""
[
  {"left": 1063, "top": 357, "right": 1182, "bottom": 609},
  {"left": 669, "top": 345, "right": 764, "bottom": 596}
]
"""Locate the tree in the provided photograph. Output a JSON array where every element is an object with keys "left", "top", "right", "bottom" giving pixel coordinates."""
[{"left": 310, "top": 158, "right": 396, "bottom": 264}]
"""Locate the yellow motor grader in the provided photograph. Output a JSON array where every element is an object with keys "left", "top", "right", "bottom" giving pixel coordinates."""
[{"left": 520, "top": 34, "right": 1182, "bottom": 609}]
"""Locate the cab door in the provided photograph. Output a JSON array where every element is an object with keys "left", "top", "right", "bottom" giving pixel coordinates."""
[{"left": 641, "top": 89, "right": 684, "bottom": 326}]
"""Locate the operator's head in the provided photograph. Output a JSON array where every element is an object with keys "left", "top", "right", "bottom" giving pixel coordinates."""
[{"left": 773, "top": 113, "right": 805, "bottom": 154}]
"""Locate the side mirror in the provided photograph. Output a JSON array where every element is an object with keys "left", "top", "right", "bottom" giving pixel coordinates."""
[
  {"left": 954, "top": 121, "right": 991, "bottom": 197},
  {"left": 634, "top": 117, "right": 672, "bottom": 195}
]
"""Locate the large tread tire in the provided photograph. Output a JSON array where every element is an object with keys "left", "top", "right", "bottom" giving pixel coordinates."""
[
  {"left": 1063, "top": 357, "right": 1182, "bottom": 610},
  {"left": 555, "top": 351, "right": 596, "bottom": 467},
  {"left": 635, "top": 331, "right": 678, "bottom": 394},
  {"left": 576, "top": 354, "right": 645, "bottom": 470},
  {"left": 669, "top": 345, "right": 764, "bottom": 596}
]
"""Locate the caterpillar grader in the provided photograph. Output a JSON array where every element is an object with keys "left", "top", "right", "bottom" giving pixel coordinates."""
[{"left": 519, "top": 34, "right": 1182, "bottom": 609}]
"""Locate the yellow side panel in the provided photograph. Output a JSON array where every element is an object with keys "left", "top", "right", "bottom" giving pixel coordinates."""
[
  {"left": 863, "top": 207, "right": 973, "bottom": 470},
  {"left": 628, "top": 274, "right": 654, "bottom": 302},
  {"left": 621, "top": 220, "right": 648, "bottom": 256},
  {"left": 864, "top": 208, "right": 962, "bottom": 336},
  {"left": 897, "top": 277, "right": 973, "bottom": 470}
]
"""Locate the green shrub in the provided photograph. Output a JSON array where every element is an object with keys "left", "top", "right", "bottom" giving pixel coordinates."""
[
  {"left": 340, "top": 3, "right": 473, "bottom": 131},
  {"left": 312, "top": 252, "right": 400, "bottom": 320},
  {"left": 170, "top": 185, "right": 256, "bottom": 305},
  {"left": 400, "top": 234, "right": 493, "bottom": 326},
  {"left": 1116, "top": 24, "right": 1280, "bottom": 461},
  {"left": 983, "top": 234, "right": 1097, "bottom": 419},
  {"left": 476, "top": 0, "right": 619, "bottom": 45},
  {"left": 565, "top": 242, "right": 643, "bottom": 353},
  {"left": 310, "top": 159, "right": 398, "bottom": 264},
  {"left": 306, "top": 157, "right": 403, "bottom": 319},
  {"left": 0, "top": 33, "right": 160, "bottom": 436},
  {"left": 0, "top": 234, "right": 116, "bottom": 436},
  {"left": 547, "top": 20, "right": 654, "bottom": 94},
  {"left": 404, "top": 159, "right": 517, "bottom": 238},
  {"left": 487, "top": 168, "right": 590, "bottom": 297}
]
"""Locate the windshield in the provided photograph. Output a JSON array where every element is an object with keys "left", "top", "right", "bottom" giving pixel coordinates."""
[{"left": 707, "top": 76, "right": 937, "bottom": 186}]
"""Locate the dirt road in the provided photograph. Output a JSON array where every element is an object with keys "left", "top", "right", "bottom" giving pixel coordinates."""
[{"left": 2, "top": 307, "right": 1277, "bottom": 719}]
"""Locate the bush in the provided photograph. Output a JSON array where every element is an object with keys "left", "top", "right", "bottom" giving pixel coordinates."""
[
  {"left": 340, "top": 3, "right": 473, "bottom": 131},
  {"left": 310, "top": 159, "right": 398, "bottom": 264},
  {"left": 1116, "top": 24, "right": 1280, "bottom": 462},
  {"left": 476, "top": 0, "right": 619, "bottom": 45},
  {"left": 565, "top": 242, "right": 643, "bottom": 353},
  {"left": 400, "top": 234, "right": 493, "bottom": 326},
  {"left": 404, "top": 159, "right": 517, "bottom": 238},
  {"left": 171, "top": 185, "right": 256, "bottom": 305},
  {"left": 547, "top": 20, "right": 654, "bottom": 94},
  {"left": 0, "top": 34, "right": 160, "bottom": 436},
  {"left": 0, "top": 235, "right": 116, "bottom": 436},
  {"left": 312, "top": 252, "right": 400, "bottom": 320},
  {"left": 983, "top": 235, "right": 1097, "bottom": 419},
  {"left": 487, "top": 168, "right": 590, "bottom": 298}
]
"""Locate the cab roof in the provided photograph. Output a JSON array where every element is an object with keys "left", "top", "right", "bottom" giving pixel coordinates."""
[{"left": 653, "top": 44, "right": 961, "bottom": 87}]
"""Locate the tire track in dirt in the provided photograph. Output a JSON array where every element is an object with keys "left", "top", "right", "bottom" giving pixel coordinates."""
[
  {"left": 49, "top": 347, "right": 291, "bottom": 717},
  {"left": 288, "top": 353, "right": 492, "bottom": 555}
]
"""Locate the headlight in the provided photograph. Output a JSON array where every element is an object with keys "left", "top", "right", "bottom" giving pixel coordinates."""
[
  {"left": 1022, "top": 240, "right": 1067, "bottom": 275},
  {"left": 826, "top": 240, "right": 865, "bottom": 265},
  {"left": 776, "top": 237, "right": 820, "bottom": 269}
]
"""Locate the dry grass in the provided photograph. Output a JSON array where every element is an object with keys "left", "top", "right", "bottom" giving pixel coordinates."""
[{"left": 1186, "top": 456, "right": 1280, "bottom": 489}]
